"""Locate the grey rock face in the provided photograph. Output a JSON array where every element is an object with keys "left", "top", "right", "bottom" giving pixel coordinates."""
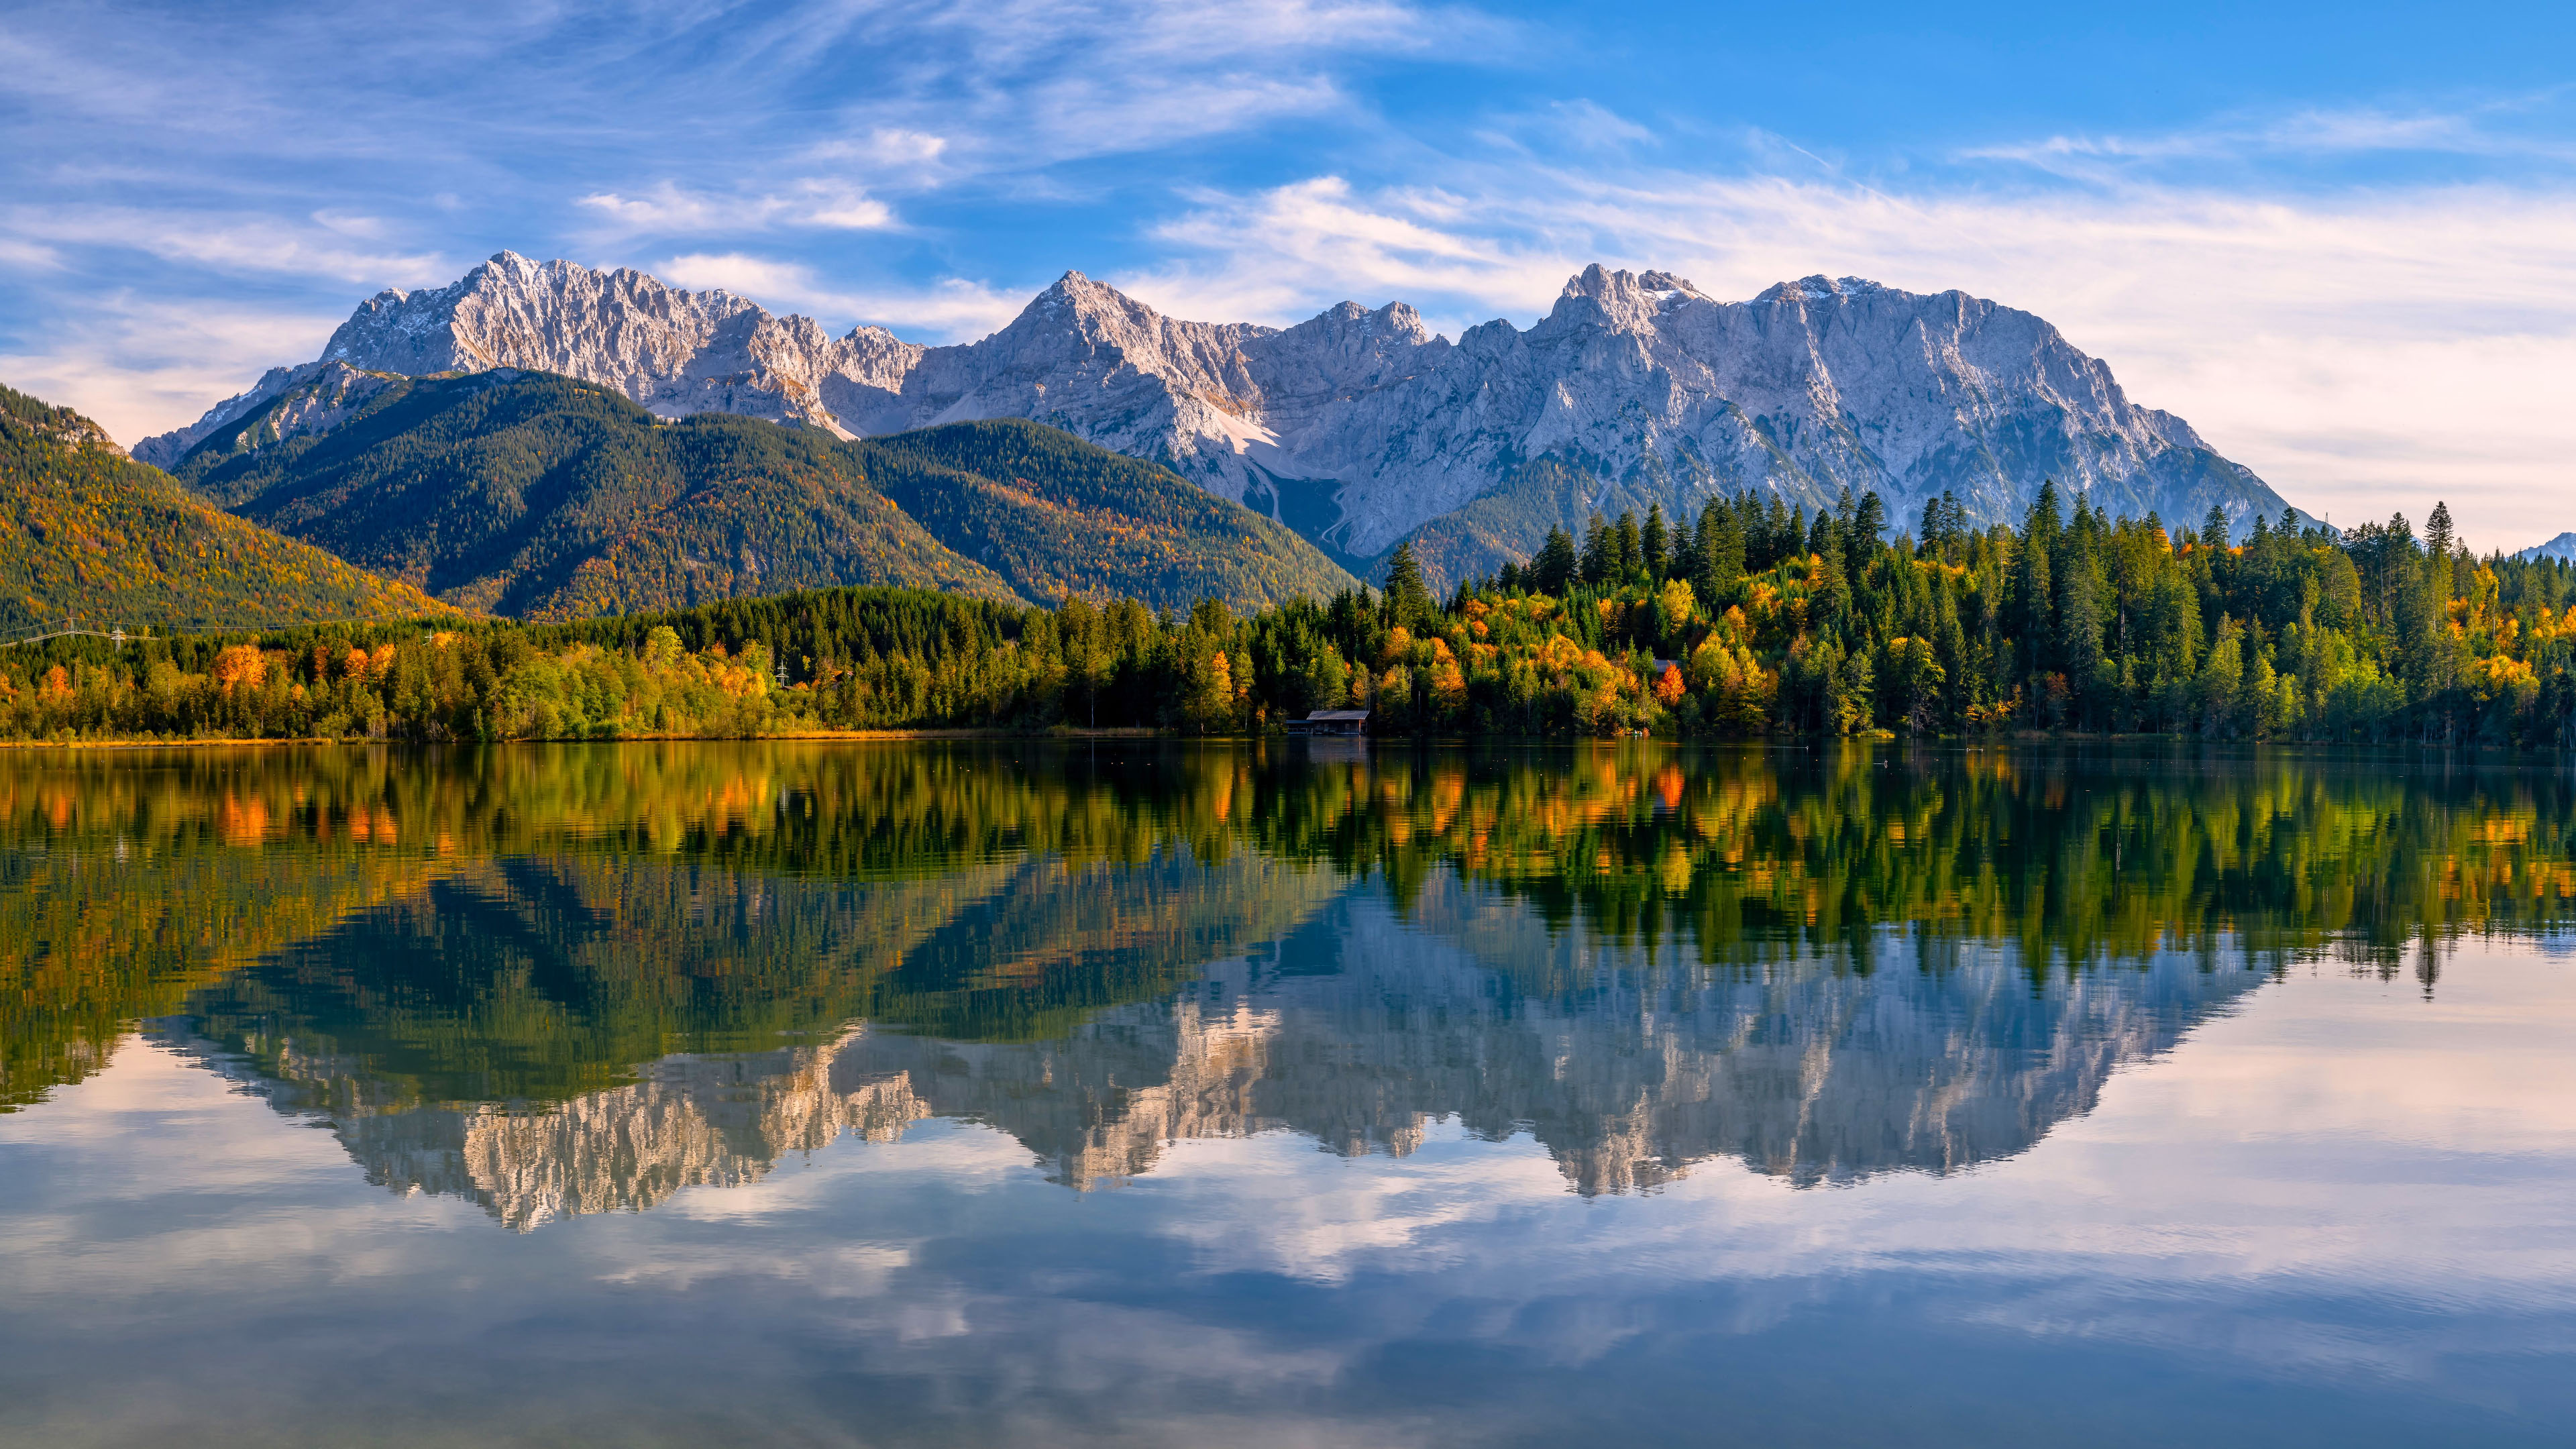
[{"left": 143, "top": 252, "right": 2300, "bottom": 568}]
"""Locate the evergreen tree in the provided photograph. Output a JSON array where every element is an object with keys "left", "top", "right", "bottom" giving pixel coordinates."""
[
  {"left": 1853, "top": 490, "right": 1887, "bottom": 549},
  {"left": 1642, "top": 504, "right": 1669, "bottom": 580},
  {"left": 2017, "top": 517, "right": 2055, "bottom": 679},
  {"left": 1758, "top": 496, "right": 1794, "bottom": 571},
  {"left": 2055, "top": 531, "right": 2106, "bottom": 715},
  {"left": 1533, "top": 527, "right": 1579, "bottom": 595},
  {"left": 1580, "top": 515, "right": 1615, "bottom": 586},
  {"left": 1381, "top": 541, "right": 1434, "bottom": 630},
  {"left": 2027, "top": 480, "right": 2065, "bottom": 555},
  {"left": 1920, "top": 490, "right": 1965, "bottom": 560},
  {"left": 1694, "top": 500, "right": 1742, "bottom": 598}
]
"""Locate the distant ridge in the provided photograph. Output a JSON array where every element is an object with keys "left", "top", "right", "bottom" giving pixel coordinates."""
[{"left": 2516, "top": 531, "right": 2576, "bottom": 562}]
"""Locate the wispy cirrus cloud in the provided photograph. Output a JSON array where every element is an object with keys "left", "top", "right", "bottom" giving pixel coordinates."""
[
  {"left": 576, "top": 181, "right": 897, "bottom": 237},
  {"left": 1960, "top": 98, "right": 2576, "bottom": 180},
  {"left": 740, "top": 0, "right": 1521, "bottom": 182},
  {"left": 0, "top": 206, "right": 449, "bottom": 286},
  {"left": 653, "top": 253, "right": 1027, "bottom": 338}
]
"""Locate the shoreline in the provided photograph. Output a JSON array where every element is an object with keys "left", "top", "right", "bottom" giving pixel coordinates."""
[{"left": 0, "top": 729, "right": 2551, "bottom": 754}]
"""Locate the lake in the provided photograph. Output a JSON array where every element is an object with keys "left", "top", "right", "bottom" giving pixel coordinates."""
[{"left": 2, "top": 740, "right": 2572, "bottom": 1446}]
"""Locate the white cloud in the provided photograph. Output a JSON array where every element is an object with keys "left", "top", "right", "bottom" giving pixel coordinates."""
[
  {"left": 0, "top": 294, "right": 343, "bottom": 449},
  {"left": 649, "top": 251, "right": 816, "bottom": 298},
  {"left": 653, "top": 252, "right": 1026, "bottom": 338},
  {"left": 1961, "top": 100, "right": 2576, "bottom": 184},
  {"left": 0, "top": 237, "right": 62, "bottom": 270},
  {"left": 776, "top": 0, "right": 1520, "bottom": 183},
  {"left": 1129, "top": 176, "right": 1562, "bottom": 323},
  {"left": 308, "top": 209, "right": 391, "bottom": 239},
  {"left": 577, "top": 180, "right": 895, "bottom": 235},
  {"left": 0, "top": 205, "right": 447, "bottom": 286},
  {"left": 802, "top": 129, "right": 952, "bottom": 174},
  {"left": 1474, "top": 99, "right": 1658, "bottom": 156}
]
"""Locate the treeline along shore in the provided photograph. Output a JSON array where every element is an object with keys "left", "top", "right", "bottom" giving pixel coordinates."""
[{"left": 4, "top": 483, "right": 2574, "bottom": 745}]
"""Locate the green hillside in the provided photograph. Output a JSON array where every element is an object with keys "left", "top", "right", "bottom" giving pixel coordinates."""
[
  {"left": 174, "top": 371, "right": 1024, "bottom": 619},
  {"left": 0, "top": 383, "right": 448, "bottom": 634},
  {"left": 859, "top": 420, "right": 1360, "bottom": 610},
  {"left": 170, "top": 372, "right": 1357, "bottom": 619}
]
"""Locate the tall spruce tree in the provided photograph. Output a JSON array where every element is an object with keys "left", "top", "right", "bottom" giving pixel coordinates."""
[
  {"left": 1854, "top": 491, "right": 1887, "bottom": 549},
  {"left": 1381, "top": 541, "right": 1434, "bottom": 630},
  {"left": 1580, "top": 515, "right": 1615, "bottom": 585},
  {"left": 1533, "top": 526, "right": 1579, "bottom": 595}
]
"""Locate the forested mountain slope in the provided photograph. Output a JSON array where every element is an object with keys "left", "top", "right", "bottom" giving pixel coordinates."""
[
  {"left": 859, "top": 421, "right": 1358, "bottom": 612},
  {"left": 171, "top": 370, "right": 1024, "bottom": 618},
  {"left": 167, "top": 370, "right": 1352, "bottom": 619},
  {"left": 0, "top": 383, "right": 446, "bottom": 634}
]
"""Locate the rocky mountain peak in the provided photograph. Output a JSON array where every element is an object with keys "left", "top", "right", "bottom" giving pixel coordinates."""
[
  {"left": 1756, "top": 274, "right": 1896, "bottom": 307},
  {"left": 1014, "top": 268, "right": 1157, "bottom": 335},
  {"left": 1540, "top": 264, "right": 1707, "bottom": 337}
]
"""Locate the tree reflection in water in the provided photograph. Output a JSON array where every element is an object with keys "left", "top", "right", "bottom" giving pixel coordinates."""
[{"left": 3, "top": 739, "right": 2561, "bottom": 1224}]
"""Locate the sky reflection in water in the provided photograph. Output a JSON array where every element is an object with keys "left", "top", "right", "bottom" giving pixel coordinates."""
[{"left": 1, "top": 741, "right": 2571, "bottom": 1447}]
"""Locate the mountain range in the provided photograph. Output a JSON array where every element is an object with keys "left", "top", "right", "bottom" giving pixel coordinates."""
[{"left": 142, "top": 252, "right": 2312, "bottom": 587}]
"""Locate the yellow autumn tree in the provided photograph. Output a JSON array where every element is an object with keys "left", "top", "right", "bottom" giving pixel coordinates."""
[{"left": 213, "top": 645, "right": 266, "bottom": 694}]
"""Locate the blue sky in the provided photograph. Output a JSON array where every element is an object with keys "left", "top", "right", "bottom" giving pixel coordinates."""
[{"left": 5, "top": 0, "right": 2573, "bottom": 544}]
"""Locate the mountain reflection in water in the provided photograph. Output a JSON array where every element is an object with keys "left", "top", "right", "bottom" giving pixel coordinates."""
[{"left": 5, "top": 740, "right": 2565, "bottom": 1228}]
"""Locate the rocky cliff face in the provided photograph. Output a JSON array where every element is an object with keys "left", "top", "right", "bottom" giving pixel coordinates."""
[{"left": 142, "top": 253, "right": 2301, "bottom": 574}]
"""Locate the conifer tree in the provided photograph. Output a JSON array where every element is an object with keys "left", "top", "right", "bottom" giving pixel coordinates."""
[
  {"left": 1533, "top": 527, "right": 1579, "bottom": 595},
  {"left": 1381, "top": 541, "right": 1433, "bottom": 630},
  {"left": 1580, "top": 515, "right": 1615, "bottom": 586},
  {"left": 1854, "top": 491, "right": 1887, "bottom": 549}
]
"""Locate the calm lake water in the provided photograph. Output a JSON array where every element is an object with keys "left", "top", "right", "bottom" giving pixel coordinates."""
[{"left": 3, "top": 740, "right": 2573, "bottom": 1446}]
